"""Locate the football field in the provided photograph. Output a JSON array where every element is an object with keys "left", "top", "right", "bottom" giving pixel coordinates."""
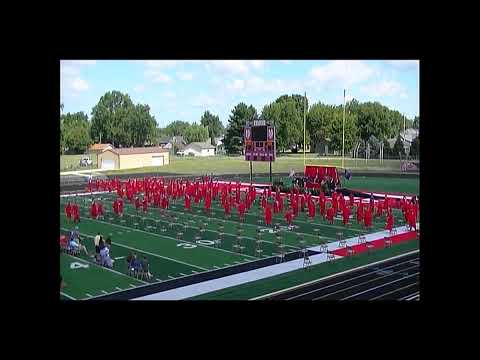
[{"left": 60, "top": 190, "right": 411, "bottom": 300}]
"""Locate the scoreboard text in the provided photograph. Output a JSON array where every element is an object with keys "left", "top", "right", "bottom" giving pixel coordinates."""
[{"left": 244, "top": 120, "right": 276, "bottom": 162}]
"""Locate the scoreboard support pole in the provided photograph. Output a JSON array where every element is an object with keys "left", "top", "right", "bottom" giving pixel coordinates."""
[
  {"left": 269, "top": 160, "right": 272, "bottom": 183},
  {"left": 250, "top": 161, "right": 253, "bottom": 184}
]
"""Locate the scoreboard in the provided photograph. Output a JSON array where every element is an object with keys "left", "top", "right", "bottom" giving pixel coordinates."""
[{"left": 244, "top": 119, "right": 276, "bottom": 162}]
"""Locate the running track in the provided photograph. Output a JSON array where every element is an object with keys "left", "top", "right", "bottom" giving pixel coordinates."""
[{"left": 255, "top": 251, "right": 420, "bottom": 301}]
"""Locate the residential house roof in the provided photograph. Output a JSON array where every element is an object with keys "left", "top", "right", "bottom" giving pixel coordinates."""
[
  {"left": 89, "top": 143, "right": 113, "bottom": 152},
  {"left": 185, "top": 142, "right": 216, "bottom": 151},
  {"left": 108, "top": 147, "right": 169, "bottom": 156}
]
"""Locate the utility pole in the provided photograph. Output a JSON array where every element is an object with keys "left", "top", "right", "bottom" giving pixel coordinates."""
[
  {"left": 342, "top": 89, "right": 346, "bottom": 169},
  {"left": 304, "top": 92, "right": 306, "bottom": 167}
]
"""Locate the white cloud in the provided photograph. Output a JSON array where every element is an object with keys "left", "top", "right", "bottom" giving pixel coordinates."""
[
  {"left": 229, "top": 79, "right": 245, "bottom": 90},
  {"left": 144, "top": 60, "right": 179, "bottom": 68},
  {"left": 70, "top": 60, "right": 97, "bottom": 65},
  {"left": 60, "top": 65, "right": 79, "bottom": 76},
  {"left": 386, "top": 60, "right": 419, "bottom": 69},
  {"left": 71, "top": 78, "right": 89, "bottom": 91},
  {"left": 227, "top": 76, "right": 301, "bottom": 95},
  {"left": 192, "top": 94, "right": 216, "bottom": 108},
  {"left": 134, "top": 84, "right": 146, "bottom": 92},
  {"left": 360, "top": 80, "right": 407, "bottom": 98},
  {"left": 177, "top": 72, "right": 193, "bottom": 81},
  {"left": 206, "top": 60, "right": 266, "bottom": 76},
  {"left": 310, "top": 60, "right": 374, "bottom": 87},
  {"left": 163, "top": 91, "right": 176, "bottom": 99},
  {"left": 145, "top": 71, "right": 171, "bottom": 84},
  {"left": 250, "top": 60, "right": 265, "bottom": 69},
  {"left": 280, "top": 60, "right": 292, "bottom": 64}
]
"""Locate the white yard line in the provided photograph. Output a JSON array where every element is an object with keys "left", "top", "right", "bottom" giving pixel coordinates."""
[
  {"left": 62, "top": 248, "right": 149, "bottom": 285},
  {"left": 61, "top": 223, "right": 210, "bottom": 271},
  {"left": 61, "top": 210, "right": 256, "bottom": 261},
  {"left": 61, "top": 292, "right": 77, "bottom": 300}
]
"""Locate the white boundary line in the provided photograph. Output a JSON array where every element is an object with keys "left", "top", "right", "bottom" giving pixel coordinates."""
[
  {"left": 60, "top": 291, "right": 76, "bottom": 300},
  {"left": 313, "top": 265, "right": 419, "bottom": 300},
  {"left": 369, "top": 282, "right": 419, "bottom": 300},
  {"left": 284, "top": 259, "right": 418, "bottom": 300},
  {"left": 60, "top": 210, "right": 256, "bottom": 261},
  {"left": 249, "top": 250, "right": 419, "bottom": 300},
  {"left": 62, "top": 248, "right": 148, "bottom": 285},
  {"left": 62, "top": 226, "right": 208, "bottom": 271},
  {"left": 339, "top": 272, "right": 419, "bottom": 301}
]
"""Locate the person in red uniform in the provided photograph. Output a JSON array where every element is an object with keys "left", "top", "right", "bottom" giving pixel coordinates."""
[
  {"left": 308, "top": 200, "right": 315, "bottom": 220},
  {"left": 90, "top": 201, "right": 98, "bottom": 219},
  {"left": 238, "top": 201, "right": 246, "bottom": 221},
  {"left": 326, "top": 205, "right": 334, "bottom": 224},
  {"left": 65, "top": 202, "right": 72, "bottom": 222},
  {"left": 113, "top": 199, "right": 118, "bottom": 216},
  {"left": 342, "top": 205, "right": 350, "bottom": 226},
  {"left": 319, "top": 198, "right": 326, "bottom": 219},
  {"left": 261, "top": 196, "right": 267, "bottom": 209},
  {"left": 118, "top": 198, "right": 124, "bottom": 217},
  {"left": 376, "top": 201, "right": 383, "bottom": 218},
  {"left": 184, "top": 194, "right": 191, "bottom": 212},
  {"left": 300, "top": 195, "right": 305, "bottom": 212},
  {"left": 97, "top": 201, "right": 104, "bottom": 218},
  {"left": 349, "top": 194, "right": 355, "bottom": 208},
  {"left": 364, "top": 207, "right": 372, "bottom": 229},
  {"left": 265, "top": 204, "right": 272, "bottom": 226},
  {"left": 73, "top": 203, "right": 80, "bottom": 223},
  {"left": 204, "top": 194, "right": 211, "bottom": 214},
  {"left": 142, "top": 196, "right": 148, "bottom": 213},
  {"left": 285, "top": 208, "right": 293, "bottom": 226},
  {"left": 356, "top": 201, "right": 364, "bottom": 224},
  {"left": 385, "top": 211, "right": 394, "bottom": 232}
]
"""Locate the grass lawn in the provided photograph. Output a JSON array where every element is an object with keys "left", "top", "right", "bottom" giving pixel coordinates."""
[
  {"left": 61, "top": 154, "right": 98, "bottom": 171},
  {"left": 101, "top": 156, "right": 409, "bottom": 176}
]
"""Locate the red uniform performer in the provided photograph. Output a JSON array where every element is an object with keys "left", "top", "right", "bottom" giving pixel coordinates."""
[{"left": 65, "top": 202, "right": 72, "bottom": 222}]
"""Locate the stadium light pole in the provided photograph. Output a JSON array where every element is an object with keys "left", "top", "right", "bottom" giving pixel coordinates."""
[
  {"left": 342, "top": 89, "right": 346, "bottom": 169},
  {"left": 304, "top": 92, "right": 307, "bottom": 168}
]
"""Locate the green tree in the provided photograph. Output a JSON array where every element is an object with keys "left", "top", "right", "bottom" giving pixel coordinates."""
[
  {"left": 125, "top": 104, "right": 157, "bottom": 147},
  {"left": 392, "top": 135, "right": 406, "bottom": 157},
  {"left": 382, "top": 138, "right": 393, "bottom": 158},
  {"left": 184, "top": 123, "right": 209, "bottom": 143},
  {"left": 200, "top": 111, "right": 224, "bottom": 143},
  {"left": 90, "top": 91, "right": 135, "bottom": 147},
  {"left": 224, "top": 103, "right": 257, "bottom": 154},
  {"left": 61, "top": 112, "right": 93, "bottom": 154},
  {"left": 413, "top": 116, "right": 419, "bottom": 129},
  {"left": 262, "top": 95, "right": 306, "bottom": 152},
  {"left": 409, "top": 136, "right": 419, "bottom": 158},
  {"left": 165, "top": 120, "right": 190, "bottom": 136}
]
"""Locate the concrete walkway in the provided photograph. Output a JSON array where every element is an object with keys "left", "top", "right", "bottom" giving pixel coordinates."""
[{"left": 60, "top": 168, "right": 107, "bottom": 176}]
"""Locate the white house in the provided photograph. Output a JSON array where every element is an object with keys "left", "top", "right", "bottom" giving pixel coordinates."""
[
  {"left": 180, "top": 142, "right": 216, "bottom": 157},
  {"left": 387, "top": 128, "right": 419, "bottom": 154}
]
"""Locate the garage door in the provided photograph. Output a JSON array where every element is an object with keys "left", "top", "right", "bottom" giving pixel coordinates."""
[
  {"left": 152, "top": 156, "right": 164, "bottom": 166},
  {"left": 101, "top": 159, "right": 115, "bottom": 170}
]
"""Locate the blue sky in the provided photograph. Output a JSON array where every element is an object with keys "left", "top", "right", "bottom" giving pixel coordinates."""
[{"left": 60, "top": 60, "right": 419, "bottom": 127}]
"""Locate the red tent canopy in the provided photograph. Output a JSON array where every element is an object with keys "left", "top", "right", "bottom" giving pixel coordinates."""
[{"left": 304, "top": 165, "right": 341, "bottom": 189}]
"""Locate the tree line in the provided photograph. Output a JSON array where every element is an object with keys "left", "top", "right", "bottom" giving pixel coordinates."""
[{"left": 60, "top": 90, "right": 418, "bottom": 158}]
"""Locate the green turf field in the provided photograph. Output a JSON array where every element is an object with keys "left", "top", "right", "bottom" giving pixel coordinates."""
[
  {"left": 60, "top": 190, "right": 410, "bottom": 300},
  {"left": 188, "top": 239, "right": 419, "bottom": 300}
]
